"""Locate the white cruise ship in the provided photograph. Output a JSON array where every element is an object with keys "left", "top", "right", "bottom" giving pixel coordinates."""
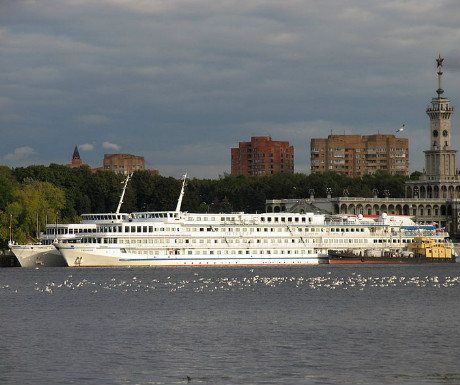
[{"left": 54, "top": 176, "right": 451, "bottom": 267}]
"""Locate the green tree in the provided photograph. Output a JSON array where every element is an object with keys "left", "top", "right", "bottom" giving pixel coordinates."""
[
  {"left": 410, "top": 171, "right": 423, "bottom": 181},
  {"left": 0, "top": 166, "right": 16, "bottom": 211},
  {"left": 1, "top": 180, "right": 66, "bottom": 244}
]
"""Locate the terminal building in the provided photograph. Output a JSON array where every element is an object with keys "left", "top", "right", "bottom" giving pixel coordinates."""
[{"left": 266, "top": 55, "right": 460, "bottom": 239}]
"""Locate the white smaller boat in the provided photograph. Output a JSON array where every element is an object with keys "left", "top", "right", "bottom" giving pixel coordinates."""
[
  {"left": 8, "top": 243, "right": 66, "bottom": 267},
  {"left": 9, "top": 221, "right": 98, "bottom": 267},
  {"left": 9, "top": 173, "right": 131, "bottom": 267}
]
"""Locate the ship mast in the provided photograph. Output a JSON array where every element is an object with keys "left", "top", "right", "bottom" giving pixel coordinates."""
[
  {"left": 116, "top": 173, "right": 132, "bottom": 214},
  {"left": 175, "top": 173, "right": 187, "bottom": 213},
  {"left": 9, "top": 214, "right": 13, "bottom": 245}
]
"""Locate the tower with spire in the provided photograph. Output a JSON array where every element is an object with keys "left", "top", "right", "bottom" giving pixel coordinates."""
[
  {"left": 425, "top": 54, "right": 456, "bottom": 179},
  {"left": 406, "top": 55, "right": 460, "bottom": 199},
  {"left": 67, "top": 145, "right": 88, "bottom": 168}
]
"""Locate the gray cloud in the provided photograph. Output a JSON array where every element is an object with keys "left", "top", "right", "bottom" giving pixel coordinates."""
[
  {"left": 102, "top": 141, "right": 121, "bottom": 151},
  {"left": 79, "top": 143, "right": 94, "bottom": 151},
  {"left": 77, "top": 114, "right": 111, "bottom": 126},
  {"left": 4, "top": 146, "right": 36, "bottom": 162},
  {"left": 0, "top": 0, "right": 459, "bottom": 178}
]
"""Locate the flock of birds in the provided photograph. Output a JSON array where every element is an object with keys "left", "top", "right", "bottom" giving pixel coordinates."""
[{"left": 1, "top": 271, "right": 459, "bottom": 295}]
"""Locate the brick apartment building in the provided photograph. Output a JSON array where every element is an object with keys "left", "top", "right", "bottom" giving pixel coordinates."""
[
  {"left": 310, "top": 134, "right": 409, "bottom": 177},
  {"left": 231, "top": 136, "right": 294, "bottom": 177},
  {"left": 103, "top": 154, "right": 145, "bottom": 174}
]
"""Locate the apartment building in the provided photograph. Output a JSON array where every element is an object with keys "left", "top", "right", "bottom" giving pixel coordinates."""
[
  {"left": 310, "top": 134, "right": 408, "bottom": 177},
  {"left": 231, "top": 136, "right": 294, "bottom": 177},
  {"left": 103, "top": 154, "right": 145, "bottom": 175}
]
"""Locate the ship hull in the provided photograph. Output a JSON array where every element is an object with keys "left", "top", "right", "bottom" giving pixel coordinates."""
[
  {"left": 9, "top": 245, "right": 68, "bottom": 267},
  {"left": 56, "top": 245, "right": 329, "bottom": 267}
]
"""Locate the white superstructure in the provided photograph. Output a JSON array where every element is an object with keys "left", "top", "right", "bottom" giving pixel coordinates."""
[{"left": 54, "top": 176, "right": 451, "bottom": 267}]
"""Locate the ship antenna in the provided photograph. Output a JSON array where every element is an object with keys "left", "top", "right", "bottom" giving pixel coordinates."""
[
  {"left": 116, "top": 173, "right": 132, "bottom": 214},
  {"left": 175, "top": 173, "right": 187, "bottom": 213}
]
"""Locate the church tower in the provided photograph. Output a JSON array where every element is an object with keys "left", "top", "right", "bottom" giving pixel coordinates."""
[
  {"left": 424, "top": 54, "right": 456, "bottom": 181},
  {"left": 71, "top": 146, "right": 82, "bottom": 167},
  {"left": 67, "top": 145, "right": 88, "bottom": 168}
]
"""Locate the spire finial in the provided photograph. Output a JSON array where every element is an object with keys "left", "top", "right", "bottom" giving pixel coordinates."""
[
  {"left": 436, "top": 54, "right": 444, "bottom": 97},
  {"left": 436, "top": 54, "right": 444, "bottom": 69}
]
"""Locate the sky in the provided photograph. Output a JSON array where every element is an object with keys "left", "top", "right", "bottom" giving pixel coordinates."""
[{"left": 1, "top": 0, "right": 459, "bottom": 179}]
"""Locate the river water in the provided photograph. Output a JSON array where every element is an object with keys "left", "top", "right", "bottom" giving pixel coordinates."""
[{"left": 1, "top": 264, "right": 459, "bottom": 385}]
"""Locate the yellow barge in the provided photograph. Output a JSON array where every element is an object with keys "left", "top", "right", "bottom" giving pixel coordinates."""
[{"left": 328, "top": 237, "right": 457, "bottom": 264}]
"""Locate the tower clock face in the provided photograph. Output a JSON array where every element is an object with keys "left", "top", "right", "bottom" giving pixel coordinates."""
[
  {"left": 443, "top": 130, "right": 448, "bottom": 137},
  {"left": 433, "top": 130, "right": 438, "bottom": 137}
]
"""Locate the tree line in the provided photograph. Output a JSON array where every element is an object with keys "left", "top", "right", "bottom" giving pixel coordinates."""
[{"left": 0, "top": 164, "right": 418, "bottom": 248}]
